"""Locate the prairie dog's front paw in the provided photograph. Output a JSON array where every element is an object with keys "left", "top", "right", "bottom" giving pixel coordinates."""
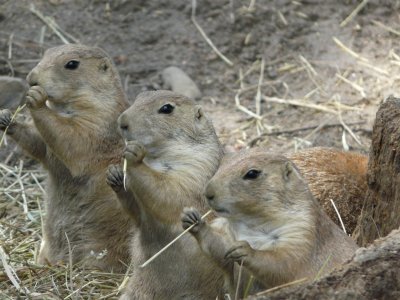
[
  {"left": 26, "top": 86, "right": 48, "bottom": 109},
  {"left": 225, "top": 241, "right": 253, "bottom": 263},
  {"left": 124, "top": 141, "right": 146, "bottom": 164},
  {"left": 181, "top": 207, "right": 204, "bottom": 234},
  {"left": 0, "top": 109, "right": 13, "bottom": 131},
  {"left": 106, "top": 164, "right": 124, "bottom": 193}
]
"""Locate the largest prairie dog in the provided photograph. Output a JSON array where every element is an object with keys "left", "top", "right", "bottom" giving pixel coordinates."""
[
  {"left": 106, "top": 90, "right": 226, "bottom": 299},
  {"left": 183, "top": 149, "right": 357, "bottom": 295},
  {"left": 0, "top": 44, "right": 134, "bottom": 272}
]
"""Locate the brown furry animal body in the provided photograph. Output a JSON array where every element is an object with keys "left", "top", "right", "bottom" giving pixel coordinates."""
[
  {"left": 182, "top": 149, "right": 357, "bottom": 296},
  {"left": 0, "top": 44, "right": 134, "bottom": 272},
  {"left": 288, "top": 147, "right": 368, "bottom": 234},
  {"left": 106, "top": 90, "right": 226, "bottom": 299}
]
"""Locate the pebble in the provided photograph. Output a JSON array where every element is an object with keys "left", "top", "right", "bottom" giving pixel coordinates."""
[{"left": 161, "top": 66, "right": 202, "bottom": 100}]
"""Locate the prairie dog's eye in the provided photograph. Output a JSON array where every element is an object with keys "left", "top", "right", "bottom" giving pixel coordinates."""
[
  {"left": 158, "top": 103, "right": 175, "bottom": 114},
  {"left": 64, "top": 60, "right": 80, "bottom": 70},
  {"left": 243, "top": 169, "right": 261, "bottom": 180}
]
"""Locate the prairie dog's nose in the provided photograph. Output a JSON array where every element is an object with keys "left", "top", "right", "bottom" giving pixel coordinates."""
[
  {"left": 27, "top": 68, "right": 39, "bottom": 86},
  {"left": 118, "top": 113, "right": 129, "bottom": 136},
  {"left": 205, "top": 183, "right": 215, "bottom": 202}
]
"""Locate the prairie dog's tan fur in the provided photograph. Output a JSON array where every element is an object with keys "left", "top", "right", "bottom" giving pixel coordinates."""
[
  {"left": 0, "top": 44, "right": 133, "bottom": 271},
  {"left": 288, "top": 147, "right": 368, "bottom": 234},
  {"left": 183, "top": 149, "right": 357, "bottom": 295},
  {"left": 106, "top": 90, "right": 225, "bottom": 299}
]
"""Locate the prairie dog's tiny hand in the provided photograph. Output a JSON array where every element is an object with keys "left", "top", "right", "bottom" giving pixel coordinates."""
[
  {"left": 26, "top": 86, "right": 48, "bottom": 109},
  {"left": 181, "top": 207, "right": 204, "bottom": 234},
  {"left": 106, "top": 164, "right": 124, "bottom": 193},
  {"left": 124, "top": 141, "right": 146, "bottom": 164}
]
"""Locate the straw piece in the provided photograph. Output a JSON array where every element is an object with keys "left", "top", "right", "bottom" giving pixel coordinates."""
[
  {"left": 333, "top": 37, "right": 368, "bottom": 62},
  {"left": 140, "top": 210, "right": 212, "bottom": 268},
  {"left": 340, "top": 0, "right": 369, "bottom": 27},
  {"left": 254, "top": 277, "right": 308, "bottom": 296},
  {"left": 191, "top": 0, "right": 233, "bottom": 66},
  {"left": 330, "top": 199, "right": 347, "bottom": 235},
  {"left": 0, "top": 104, "right": 26, "bottom": 149}
]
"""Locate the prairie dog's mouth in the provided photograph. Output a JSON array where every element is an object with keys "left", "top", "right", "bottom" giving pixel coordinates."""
[{"left": 212, "top": 206, "right": 230, "bottom": 215}]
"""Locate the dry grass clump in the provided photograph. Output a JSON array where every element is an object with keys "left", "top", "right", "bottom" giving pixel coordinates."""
[{"left": 0, "top": 155, "right": 125, "bottom": 300}]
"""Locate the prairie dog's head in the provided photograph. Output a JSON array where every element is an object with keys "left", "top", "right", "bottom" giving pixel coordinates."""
[
  {"left": 26, "top": 44, "right": 122, "bottom": 104},
  {"left": 205, "top": 149, "right": 313, "bottom": 222},
  {"left": 118, "top": 90, "right": 218, "bottom": 154}
]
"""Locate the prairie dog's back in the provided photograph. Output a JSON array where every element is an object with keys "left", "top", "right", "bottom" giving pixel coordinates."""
[{"left": 289, "top": 147, "right": 368, "bottom": 234}]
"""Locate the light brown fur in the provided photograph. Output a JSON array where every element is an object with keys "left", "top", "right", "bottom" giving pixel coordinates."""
[
  {"left": 182, "top": 148, "right": 357, "bottom": 296},
  {"left": 288, "top": 147, "right": 368, "bottom": 235},
  {"left": 0, "top": 44, "right": 134, "bottom": 272},
  {"left": 106, "top": 90, "right": 226, "bottom": 299}
]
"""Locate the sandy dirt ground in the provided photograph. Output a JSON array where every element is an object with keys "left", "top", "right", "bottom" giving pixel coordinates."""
[{"left": 1, "top": 0, "right": 400, "bottom": 298}]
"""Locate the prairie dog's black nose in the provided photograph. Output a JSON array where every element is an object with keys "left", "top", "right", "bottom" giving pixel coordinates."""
[
  {"left": 205, "top": 184, "right": 215, "bottom": 202},
  {"left": 118, "top": 114, "right": 129, "bottom": 134}
]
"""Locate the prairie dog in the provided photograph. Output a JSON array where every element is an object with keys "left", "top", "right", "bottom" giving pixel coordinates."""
[
  {"left": 182, "top": 149, "right": 357, "bottom": 295},
  {"left": 288, "top": 147, "right": 368, "bottom": 234},
  {"left": 0, "top": 44, "right": 133, "bottom": 272},
  {"left": 106, "top": 90, "right": 226, "bottom": 299}
]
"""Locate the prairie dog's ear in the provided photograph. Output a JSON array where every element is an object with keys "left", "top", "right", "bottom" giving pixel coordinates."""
[
  {"left": 99, "top": 58, "right": 109, "bottom": 72},
  {"left": 195, "top": 105, "right": 205, "bottom": 121},
  {"left": 283, "top": 161, "right": 296, "bottom": 181},
  {"left": 283, "top": 161, "right": 299, "bottom": 181}
]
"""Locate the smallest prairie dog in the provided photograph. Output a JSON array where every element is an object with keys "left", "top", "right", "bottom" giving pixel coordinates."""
[{"left": 183, "top": 149, "right": 357, "bottom": 293}]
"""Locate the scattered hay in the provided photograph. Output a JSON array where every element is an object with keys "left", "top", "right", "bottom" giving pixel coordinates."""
[
  {"left": 1, "top": 1, "right": 398, "bottom": 298},
  {"left": 0, "top": 157, "right": 124, "bottom": 299}
]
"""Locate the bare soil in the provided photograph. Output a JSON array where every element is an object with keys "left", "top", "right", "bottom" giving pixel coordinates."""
[{"left": 1, "top": 0, "right": 400, "bottom": 298}]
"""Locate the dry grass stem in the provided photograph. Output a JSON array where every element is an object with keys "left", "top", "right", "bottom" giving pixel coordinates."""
[
  {"left": 254, "top": 58, "right": 266, "bottom": 136},
  {"left": 235, "top": 93, "right": 263, "bottom": 120},
  {"left": 30, "top": 4, "right": 79, "bottom": 44},
  {"left": 299, "top": 55, "right": 325, "bottom": 95},
  {"left": 390, "top": 60, "right": 400, "bottom": 67},
  {"left": 248, "top": 0, "right": 256, "bottom": 11},
  {"left": 336, "top": 100, "right": 363, "bottom": 146},
  {"left": 123, "top": 139, "right": 128, "bottom": 191},
  {"left": 235, "top": 61, "right": 260, "bottom": 85},
  {"left": 299, "top": 55, "right": 317, "bottom": 77},
  {"left": 263, "top": 96, "right": 339, "bottom": 115},
  {"left": 123, "top": 159, "right": 127, "bottom": 191},
  {"left": 335, "top": 73, "right": 366, "bottom": 98},
  {"left": 140, "top": 210, "right": 212, "bottom": 268},
  {"left": 342, "top": 131, "right": 350, "bottom": 151},
  {"left": 333, "top": 37, "right": 368, "bottom": 62},
  {"left": 0, "top": 104, "right": 26, "bottom": 149},
  {"left": 371, "top": 20, "right": 400, "bottom": 36},
  {"left": 191, "top": 0, "right": 234, "bottom": 66},
  {"left": 8, "top": 33, "right": 13, "bottom": 60},
  {"left": 340, "top": 0, "right": 369, "bottom": 27},
  {"left": 16, "top": 160, "right": 30, "bottom": 221},
  {"left": 255, "top": 58, "right": 265, "bottom": 116},
  {"left": 254, "top": 277, "right": 308, "bottom": 296},
  {"left": 235, "top": 260, "right": 244, "bottom": 300},
  {"left": 330, "top": 199, "right": 348, "bottom": 235},
  {"left": 278, "top": 11, "right": 288, "bottom": 26},
  {"left": 314, "top": 253, "right": 333, "bottom": 282},
  {"left": 116, "top": 261, "right": 134, "bottom": 296},
  {"left": 0, "top": 246, "right": 22, "bottom": 292},
  {"left": 357, "top": 60, "right": 389, "bottom": 76}
]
